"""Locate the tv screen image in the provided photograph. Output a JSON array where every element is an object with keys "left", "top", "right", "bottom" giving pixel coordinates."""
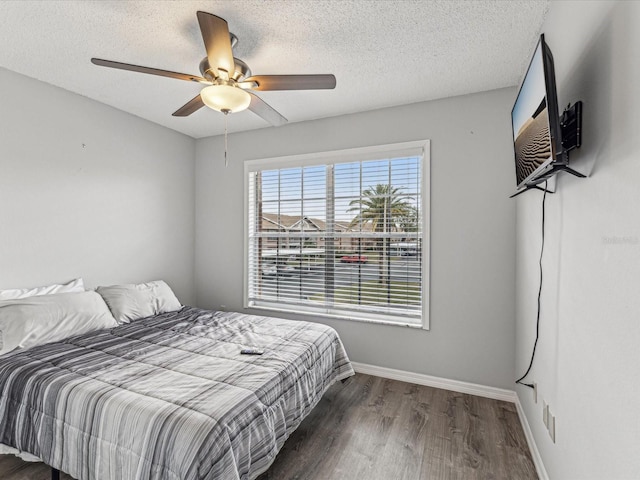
[{"left": 512, "top": 37, "right": 553, "bottom": 188}]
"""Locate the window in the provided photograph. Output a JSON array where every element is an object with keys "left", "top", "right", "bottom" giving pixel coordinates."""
[{"left": 244, "top": 141, "right": 429, "bottom": 328}]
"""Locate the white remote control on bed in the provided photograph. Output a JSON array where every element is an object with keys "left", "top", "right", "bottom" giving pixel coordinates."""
[{"left": 240, "top": 348, "right": 264, "bottom": 355}]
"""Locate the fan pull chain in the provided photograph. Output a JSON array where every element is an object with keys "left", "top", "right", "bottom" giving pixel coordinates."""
[{"left": 222, "top": 109, "right": 230, "bottom": 168}]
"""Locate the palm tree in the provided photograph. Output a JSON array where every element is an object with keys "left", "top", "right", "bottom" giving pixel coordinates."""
[
  {"left": 348, "top": 184, "right": 414, "bottom": 287},
  {"left": 348, "top": 184, "right": 414, "bottom": 231}
]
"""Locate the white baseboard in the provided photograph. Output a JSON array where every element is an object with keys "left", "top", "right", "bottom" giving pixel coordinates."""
[
  {"left": 350, "top": 362, "right": 547, "bottom": 480},
  {"left": 351, "top": 361, "right": 517, "bottom": 402},
  {"left": 515, "top": 394, "right": 549, "bottom": 480}
]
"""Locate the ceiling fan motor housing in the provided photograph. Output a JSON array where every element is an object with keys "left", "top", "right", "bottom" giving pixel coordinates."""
[{"left": 198, "top": 32, "right": 250, "bottom": 82}]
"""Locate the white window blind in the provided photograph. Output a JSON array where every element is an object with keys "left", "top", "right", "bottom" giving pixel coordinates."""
[{"left": 245, "top": 141, "right": 429, "bottom": 327}]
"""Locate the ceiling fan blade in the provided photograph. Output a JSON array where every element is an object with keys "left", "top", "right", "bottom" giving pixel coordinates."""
[
  {"left": 196, "top": 11, "right": 235, "bottom": 79},
  {"left": 91, "top": 58, "right": 209, "bottom": 84},
  {"left": 243, "top": 74, "right": 336, "bottom": 91},
  {"left": 248, "top": 92, "right": 287, "bottom": 126},
  {"left": 172, "top": 94, "right": 206, "bottom": 117}
]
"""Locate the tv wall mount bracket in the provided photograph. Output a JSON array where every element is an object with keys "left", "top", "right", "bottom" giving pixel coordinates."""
[{"left": 510, "top": 101, "right": 584, "bottom": 198}]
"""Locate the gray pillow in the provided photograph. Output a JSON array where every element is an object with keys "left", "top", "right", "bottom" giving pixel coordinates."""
[
  {"left": 0, "top": 290, "right": 118, "bottom": 356},
  {"left": 96, "top": 280, "right": 182, "bottom": 324}
]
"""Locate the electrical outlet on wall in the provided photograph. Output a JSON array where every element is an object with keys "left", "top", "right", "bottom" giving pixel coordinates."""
[{"left": 542, "top": 400, "right": 557, "bottom": 443}]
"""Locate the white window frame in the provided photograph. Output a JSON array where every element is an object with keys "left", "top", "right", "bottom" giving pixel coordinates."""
[{"left": 243, "top": 140, "right": 430, "bottom": 329}]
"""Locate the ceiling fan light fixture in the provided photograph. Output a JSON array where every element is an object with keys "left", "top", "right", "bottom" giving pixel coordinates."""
[
  {"left": 200, "top": 84, "right": 251, "bottom": 113},
  {"left": 92, "top": 12, "right": 335, "bottom": 125}
]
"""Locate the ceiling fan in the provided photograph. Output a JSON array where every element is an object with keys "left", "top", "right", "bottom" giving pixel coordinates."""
[{"left": 91, "top": 11, "right": 336, "bottom": 126}]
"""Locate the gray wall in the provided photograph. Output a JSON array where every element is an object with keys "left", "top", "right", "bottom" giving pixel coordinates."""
[
  {"left": 0, "top": 68, "right": 196, "bottom": 304},
  {"left": 195, "top": 87, "right": 517, "bottom": 389},
  {"left": 516, "top": 1, "right": 640, "bottom": 478}
]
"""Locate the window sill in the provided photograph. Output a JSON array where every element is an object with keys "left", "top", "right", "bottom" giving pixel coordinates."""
[{"left": 245, "top": 303, "right": 428, "bottom": 330}]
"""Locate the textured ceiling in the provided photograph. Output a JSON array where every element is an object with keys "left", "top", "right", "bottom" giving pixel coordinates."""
[{"left": 0, "top": 0, "right": 549, "bottom": 139}]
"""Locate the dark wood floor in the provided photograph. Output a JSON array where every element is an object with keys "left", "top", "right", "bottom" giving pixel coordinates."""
[{"left": 0, "top": 374, "right": 537, "bottom": 480}]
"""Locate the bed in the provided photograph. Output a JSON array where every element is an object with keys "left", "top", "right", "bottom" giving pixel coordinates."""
[{"left": 0, "top": 283, "right": 354, "bottom": 480}]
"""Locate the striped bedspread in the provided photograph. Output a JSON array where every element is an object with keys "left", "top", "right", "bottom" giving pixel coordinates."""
[{"left": 0, "top": 307, "right": 354, "bottom": 480}]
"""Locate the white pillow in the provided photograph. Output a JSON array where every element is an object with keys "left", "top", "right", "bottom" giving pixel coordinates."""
[
  {"left": 96, "top": 280, "right": 182, "bottom": 324},
  {"left": 0, "top": 278, "right": 85, "bottom": 301},
  {"left": 0, "top": 291, "right": 118, "bottom": 356}
]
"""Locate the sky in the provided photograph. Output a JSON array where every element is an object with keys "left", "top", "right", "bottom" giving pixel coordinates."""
[{"left": 511, "top": 39, "right": 547, "bottom": 139}]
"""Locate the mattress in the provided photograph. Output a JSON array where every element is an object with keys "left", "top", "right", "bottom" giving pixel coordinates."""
[{"left": 0, "top": 306, "right": 354, "bottom": 479}]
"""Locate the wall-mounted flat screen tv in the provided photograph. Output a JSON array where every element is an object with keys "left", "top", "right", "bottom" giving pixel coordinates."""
[{"left": 511, "top": 34, "right": 562, "bottom": 189}]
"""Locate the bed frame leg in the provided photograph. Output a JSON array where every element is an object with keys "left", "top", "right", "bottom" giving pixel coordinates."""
[{"left": 51, "top": 468, "right": 60, "bottom": 480}]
